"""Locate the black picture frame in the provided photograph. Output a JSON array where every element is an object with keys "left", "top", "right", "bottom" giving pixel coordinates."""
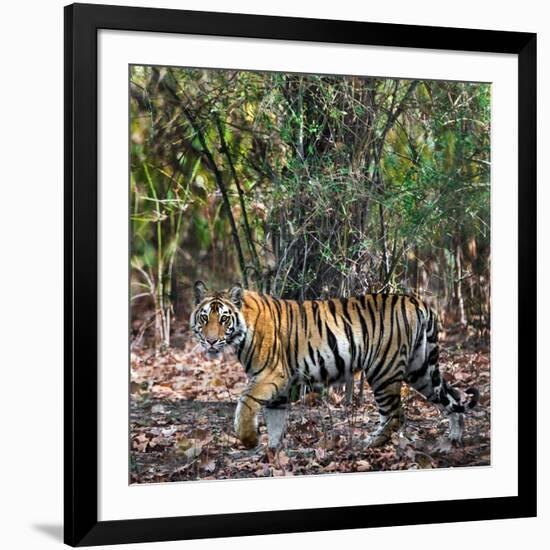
[{"left": 64, "top": 2, "right": 537, "bottom": 546}]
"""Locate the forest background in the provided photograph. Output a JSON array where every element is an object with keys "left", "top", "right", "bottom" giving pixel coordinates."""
[{"left": 129, "top": 66, "right": 491, "bottom": 482}]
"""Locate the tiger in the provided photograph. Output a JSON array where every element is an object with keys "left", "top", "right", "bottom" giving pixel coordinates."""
[{"left": 190, "top": 280, "right": 479, "bottom": 451}]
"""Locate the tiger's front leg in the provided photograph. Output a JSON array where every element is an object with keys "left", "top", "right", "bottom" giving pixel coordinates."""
[
  {"left": 264, "top": 395, "right": 288, "bottom": 450},
  {"left": 234, "top": 369, "right": 289, "bottom": 449},
  {"left": 365, "top": 379, "right": 404, "bottom": 448}
]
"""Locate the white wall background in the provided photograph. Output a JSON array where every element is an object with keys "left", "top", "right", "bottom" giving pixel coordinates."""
[{"left": 0, "top": 0, "right": 546, "bottom": 548}]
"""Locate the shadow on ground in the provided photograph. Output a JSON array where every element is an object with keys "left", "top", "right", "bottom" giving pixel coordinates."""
[{"left": 33, "top": 524, "right": 63, "bottom": 542}]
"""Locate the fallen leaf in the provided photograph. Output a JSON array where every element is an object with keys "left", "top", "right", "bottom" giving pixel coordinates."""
[
  {"left": 355, "top": 460, "right": 371, "bottom": 472},
  {"left": 132, "top": 433, "right": 149, "bottom": 452}
]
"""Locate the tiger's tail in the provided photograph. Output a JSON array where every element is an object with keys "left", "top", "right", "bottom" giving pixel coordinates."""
[
  {"left": 416, "top": 308, "right": 480, "bottom": 415},
  {"left": 464, "top": 387, "right": 479, "bottom": 409}
]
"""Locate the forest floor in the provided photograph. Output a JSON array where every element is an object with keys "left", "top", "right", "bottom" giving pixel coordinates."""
[{"left": 130, "top": 334, "right": 490, "bottom": 484}]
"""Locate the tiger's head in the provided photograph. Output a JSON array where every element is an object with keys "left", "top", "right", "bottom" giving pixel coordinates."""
[{"left": 190, "top": 280, "right": 247, "bottom": 359}]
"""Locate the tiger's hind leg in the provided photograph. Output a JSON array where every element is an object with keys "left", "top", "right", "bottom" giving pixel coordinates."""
[
  {"left": 407, "top": 344, "right": 475, "bottom": 445},
  {"left": 409, "top": 366, "right": 465, "bottom": 444},
  {"left": 365, "top": 379, "right": 404, "bottom": 448}
]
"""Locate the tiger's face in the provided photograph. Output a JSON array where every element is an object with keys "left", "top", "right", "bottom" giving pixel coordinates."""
[{"left": 190, "top": 281, "right": 247, "bottom": 359}]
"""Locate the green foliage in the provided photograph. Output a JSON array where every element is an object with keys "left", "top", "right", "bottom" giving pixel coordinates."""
[{"left": 130, "top": 66, "right": 491, "bottom": 342}]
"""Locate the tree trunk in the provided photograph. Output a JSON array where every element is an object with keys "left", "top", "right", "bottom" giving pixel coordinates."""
[{"left": 455, "top": 240, "right": 467, "bottom": 327}]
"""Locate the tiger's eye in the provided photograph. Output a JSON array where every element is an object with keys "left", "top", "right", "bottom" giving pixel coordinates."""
[{"left": 220, "top": 315, "right": 228, "bottom": 323}]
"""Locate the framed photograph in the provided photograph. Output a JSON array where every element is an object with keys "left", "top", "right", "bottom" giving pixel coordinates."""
[{"left": 64, "top": 2, "right": 537, "bottom": 546}]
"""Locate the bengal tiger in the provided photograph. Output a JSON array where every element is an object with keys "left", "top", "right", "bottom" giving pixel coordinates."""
[{"left": 190, "top": 281, "right": 479, "bottom": 451}]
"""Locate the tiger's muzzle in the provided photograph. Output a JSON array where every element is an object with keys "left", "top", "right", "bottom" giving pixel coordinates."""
[{"left": 203, "top": 337, "right": 225, "bottom": 359}]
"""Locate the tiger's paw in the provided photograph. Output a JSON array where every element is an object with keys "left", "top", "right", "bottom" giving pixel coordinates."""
[
  {"left": 234, "top": 399, "right": 259, "bottom": 449},
  {"left": 449, "top": 427, "right": 463, "bottom": 446},
  {"left": 262, "top": 447, "right": 290, "bottom": 470},
  {"left": 364, "top": 432, "right": 391, "bottom": 448},
  {"left": 265, "top": 447, "right": 280, "bottom": 465},
  {"left": 238, "top": 429, "right": 259, "bottom": 449},
  {"left": 365, "top": 415, "right": 402, "bottom": 448}
]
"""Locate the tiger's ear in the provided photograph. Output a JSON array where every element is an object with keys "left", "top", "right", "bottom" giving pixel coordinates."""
[
  {"left": 194, "top": 280, "right": 207, "bottom": 305},
  {"left": 229, "top": 283, "right": 243, "bottom": 309}
]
